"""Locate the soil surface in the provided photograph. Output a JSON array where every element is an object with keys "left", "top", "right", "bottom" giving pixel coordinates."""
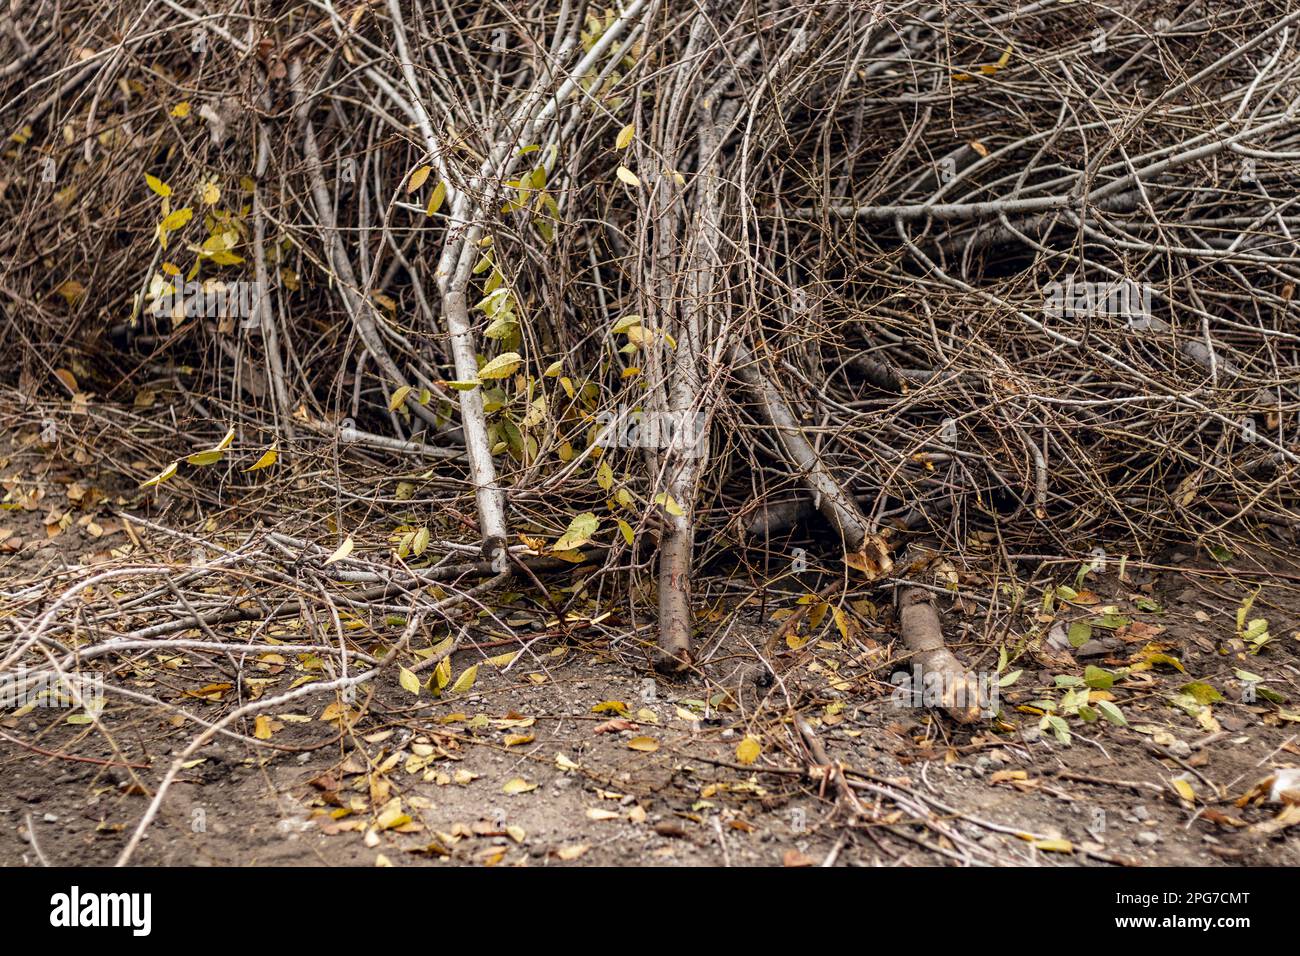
[{"left": 2, "top": 435, "right": 1299, "bottom": 867}]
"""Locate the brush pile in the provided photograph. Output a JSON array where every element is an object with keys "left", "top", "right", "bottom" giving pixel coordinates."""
[{"left": 3, "top": 0, "right": 1300, "bottom": 666}]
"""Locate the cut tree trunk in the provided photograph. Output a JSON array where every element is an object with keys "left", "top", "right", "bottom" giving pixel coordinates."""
[{"left": 896, "top": 586, "right": 983, "bottom": 724}]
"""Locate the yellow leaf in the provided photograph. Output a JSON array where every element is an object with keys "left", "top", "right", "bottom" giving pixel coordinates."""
[
  {"left": 832, "top": 606, "right": 852, "bottom": 641},
  {"left": 426, "top": 180, "right": 447, "bottom": 216},
  {"left": 140, "top": 461, "right": 178, "bottom": 488},
  {"left": 502, "top": 777, "right": 538, "bottom": 795},
  {"left": 653, "top": 492, "right": 684, "bottom": 517},
  {"left": 200, "top": 180, "right": 220, "bottom": 205},
  {"left": 615, "top": 123, "right": 636, "bottom": 149},
  {"left": 376, "top": 798, "right": 410, "bottom": 830},
  {"left": 161, "top": 207, "right": 193, "bottom": 231},
  {"left": 479, "top": 352, "right": 522, "bottom": 379},
  {"left": 556, "top": 843, "right": 589, "bottom": 861},
  {"left": 246, "top": 444, "right": 278, "bottom": 472},
  {"left": 615, "top": 165, "right": 640, "bottom": 187},
  {"left": 1032, "top": 838, "right": 1074, "bottom": 854},
  {"left": 324, "top": 536, "right": 354, "bottom": 565},
  {"left": 55, "top": 278, "right": 85, "bottom": 304},
  {"left": 555, "top": 753, "right": 580, "bottom": 771},
  {"left": 736, "top": 736, "right": 761, "bottom": 765},
  {"left": 433, "top": 656, "right": 451, "bottom": 691},
  {"left": 1173, "top": 778, "right": 1197, "bottom": 803},
  {"left": 170, "top": 102, "right": 191, "bottom": 118},
  {"left": 627, "top": 736, "right": 659, "bottom": 753},
  {"left": 554, "top": 512, "right": 599, "bottom": 551},
  {"left": 388, "top": 384, "right": 413, "bottom": 411},
  {"left": 408, "top": 166, "right": 431, "bottom": 193},
  {"left": 448, "top": 664, "right": 478, "bottom": 695},
  {"left": 399, "top": 666, "right": 421, "bottom": 695},
  {"left": 253, "top": 714, "right": 274, "bottom": 740},
  {"left": 145, "top": 173, "right": 172, "bottom": 198}
]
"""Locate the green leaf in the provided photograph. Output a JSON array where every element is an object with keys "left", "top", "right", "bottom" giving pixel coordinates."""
[
  {"left": 1084, "top": 665, "right": 1114, "bottom": 689},
  {"left": 1067, "top": 620, "right": 1092, "bottom": 647},
  {"left": 1095, "top": 700, "right": 1127, "bottom": 726},
  {"left": 1179, "top": 681, "right": 1223, "bottom": 705},
  {"left": 1207, "top": 544, "right": 1234, "bottom": 562},
  {"left": 1091, "top": 613, "right": 1131, "bottom": 630},
  {"left": 554, "top": 512, "right": 599, "bottom": 551},
  {"left": 1043, "top": 714, "right": 1071, "bottom": 744}
]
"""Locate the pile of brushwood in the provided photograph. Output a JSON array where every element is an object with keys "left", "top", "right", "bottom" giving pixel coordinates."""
[{"left": 3, "top": 0, "right": 1300, "bottom": 696}]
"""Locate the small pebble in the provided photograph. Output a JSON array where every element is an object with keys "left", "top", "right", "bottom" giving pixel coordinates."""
[
  {"left": 1136, "top": 831, "right": 1159, "bottom": 846},
  {"left": 1133, "top": 805, "right": 1151, "bottom": 821}
]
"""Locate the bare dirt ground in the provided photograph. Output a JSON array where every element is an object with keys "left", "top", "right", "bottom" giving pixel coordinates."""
[{"left": 2, "top": 432, "right": 1298, "bottom": 867}]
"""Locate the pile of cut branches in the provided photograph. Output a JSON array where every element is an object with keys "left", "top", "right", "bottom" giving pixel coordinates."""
[{"left": 3, "top": 0, "right": 1300, "bottom": 673}]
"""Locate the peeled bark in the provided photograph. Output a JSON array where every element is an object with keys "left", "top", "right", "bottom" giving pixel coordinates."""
[{"left": 896, "top": 586, "right": 984, "bottom": 724}]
